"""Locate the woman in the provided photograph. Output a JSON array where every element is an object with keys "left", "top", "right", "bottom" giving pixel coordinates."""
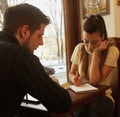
[{"left": 69, "top": 15, "right": 119, "bottom": 117}]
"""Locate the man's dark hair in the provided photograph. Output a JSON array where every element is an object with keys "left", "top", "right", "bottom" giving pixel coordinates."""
[{"left": 2, "top": 3, "right": 50, "bottom": 34}]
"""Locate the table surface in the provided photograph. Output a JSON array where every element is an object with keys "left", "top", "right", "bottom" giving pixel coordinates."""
[
  {"left": 68, "top": 85, "right": 110, "bottom": 111},
  {"left": 51, "top": 85, "right": 110, "bottom": 117},
  {"left": 21, "top": 85, "right": 110, "bottom": 117}
]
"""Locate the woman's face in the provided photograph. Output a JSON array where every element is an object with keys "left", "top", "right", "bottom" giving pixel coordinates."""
[{"left": 83, "top": 31, "right": 104, "bottom": 55}]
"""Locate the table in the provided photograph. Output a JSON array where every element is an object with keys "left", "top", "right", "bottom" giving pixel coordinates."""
[
  {"left": 21, "top": 85, "right": 110, "bottom": 117},
  {"left": 51, "top": 85, "right": 110, "bottom": 117}
]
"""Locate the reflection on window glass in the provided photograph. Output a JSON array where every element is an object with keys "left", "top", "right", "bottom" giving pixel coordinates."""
[{"left": 0, "top": 0, "right": 67, "bottom": 84}]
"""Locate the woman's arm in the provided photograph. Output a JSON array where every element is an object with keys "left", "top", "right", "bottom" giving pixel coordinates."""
[
  {"left": 90, "top": 51, "right": 114, "bottom": 85},
  {"left": 69, "top": 63, "right": 81, "bottom": 85},
  {"left": 89, "top": 51, "right": 101, "bottom": 85},
  {"left": 90, "top": 41, "right": 114, "bottom": 85}
]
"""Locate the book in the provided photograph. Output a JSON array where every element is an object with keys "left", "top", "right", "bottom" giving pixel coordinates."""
[{"left": 69, "top": 83, "right": 98, "bottom": 93}]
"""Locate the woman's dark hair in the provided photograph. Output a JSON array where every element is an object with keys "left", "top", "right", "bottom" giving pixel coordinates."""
[
  {"left": 2, "top": 3, "right": 50, "bottom": 34},
  {"left": 83, "top": 14, "right": 108, "bottom": 40},
  {"left": 81, "top": 14, "right": 108, "bottom": 80}
]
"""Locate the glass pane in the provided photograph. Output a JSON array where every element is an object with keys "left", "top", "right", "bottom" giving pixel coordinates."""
[
  {"left": 4, "top": 0, "right": 67, "bottom": 84},
  {"left": 33, "top": 0, "right": 67, "bottom": 85}
]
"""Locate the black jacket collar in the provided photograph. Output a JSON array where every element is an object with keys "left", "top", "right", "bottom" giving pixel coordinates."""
[{"left": 0, "top": 31, "right": 20, "bottom": 44}]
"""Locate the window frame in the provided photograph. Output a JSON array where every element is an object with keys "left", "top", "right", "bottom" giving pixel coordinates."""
[{"left": 63, "top": 0, "right": 82, "bottom": 80}]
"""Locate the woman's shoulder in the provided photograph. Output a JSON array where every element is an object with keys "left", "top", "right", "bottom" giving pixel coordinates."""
[
  {"left": 108, "top": 45, "right": 119, "bottom": 54},
  {"left": 75, "top": 43, "right": 84, "bottom": 50}
]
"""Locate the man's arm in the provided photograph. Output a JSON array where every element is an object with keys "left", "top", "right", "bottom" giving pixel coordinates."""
[{"left": 13, "top": 48, "right": 72, "bottom": 112}]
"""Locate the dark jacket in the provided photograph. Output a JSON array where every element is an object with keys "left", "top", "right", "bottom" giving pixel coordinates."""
[{"left": 0, "top": 31, "right": 72, "bottom": 117}]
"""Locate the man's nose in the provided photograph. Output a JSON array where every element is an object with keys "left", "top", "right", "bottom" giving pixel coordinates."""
[{"left": 39, "top": 38, "right": 43, "bottom": 45}]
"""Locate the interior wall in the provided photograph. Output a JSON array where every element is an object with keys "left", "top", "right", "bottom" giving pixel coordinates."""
[
  {"left": 114, "top": 0, "right": 120, "bottom": 37},
  {"left": 104, "top": 0, "right": 115, "bottom": 37},
  {"left": 80, "top": 0, "right": 120, "bottom": 38}
]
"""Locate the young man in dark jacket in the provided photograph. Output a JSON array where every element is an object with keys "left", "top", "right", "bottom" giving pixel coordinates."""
[{"left": 0, "top": 3, "right": 72, "bottom": 117}]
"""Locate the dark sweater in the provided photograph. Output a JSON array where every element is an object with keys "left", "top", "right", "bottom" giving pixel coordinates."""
[{"left": 0, "top": 31, "right": 72, "bottom": 117}]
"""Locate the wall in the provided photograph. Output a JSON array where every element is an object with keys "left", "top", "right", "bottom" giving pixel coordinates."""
[
  {"left": 80, "top": 0, "right": 120, "bottom": 38},
  {"left": 104, "top": 0, "right": 115, "bottom": 37},
  {"left": 114, "top": 0, "right": 120, "bottom": 37},
  {"left": 105, "top": 0, "right": 120, "bottom": 37}
]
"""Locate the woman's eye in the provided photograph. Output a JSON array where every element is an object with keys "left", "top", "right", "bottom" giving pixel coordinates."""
[
  {"left": 92, "top": 41, "right": 98, "bottom": 45},
  {"left": 83, "top": 40, "right": 98, "bottom": 45}
]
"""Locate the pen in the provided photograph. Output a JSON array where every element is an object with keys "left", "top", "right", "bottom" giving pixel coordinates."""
[{"left": 76, "top": 70, "right": 78, "bottom": 78}]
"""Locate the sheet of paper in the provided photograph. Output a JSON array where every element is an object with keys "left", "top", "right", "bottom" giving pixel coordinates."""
[{"left": 69, "top": 83, "right": 98, "bottom": 93}]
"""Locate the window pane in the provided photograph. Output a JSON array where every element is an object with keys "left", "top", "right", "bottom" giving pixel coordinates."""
[{"left": 33, "top": 0, "right": 67, "bottom": 84}]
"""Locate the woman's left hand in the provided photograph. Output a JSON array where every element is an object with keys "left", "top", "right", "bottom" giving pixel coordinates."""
[{"left": 94, "top": 40, "right": 109, "bottom": 53}]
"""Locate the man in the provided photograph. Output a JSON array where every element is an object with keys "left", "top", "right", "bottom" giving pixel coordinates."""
[{"left": 0, "top": 3, "right": 72, "bottom": 117}]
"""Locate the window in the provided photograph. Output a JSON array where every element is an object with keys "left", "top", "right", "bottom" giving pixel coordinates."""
[
  {"left": 32, "top": 0, "right": 67, "bottom": 84},
  {"left": 0, "top": 0, "right": 82, "bottom": 84}
]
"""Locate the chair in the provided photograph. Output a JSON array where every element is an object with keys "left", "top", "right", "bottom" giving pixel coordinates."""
[{"left": 109, "top": 37, "right": 120, "bottom": 117}]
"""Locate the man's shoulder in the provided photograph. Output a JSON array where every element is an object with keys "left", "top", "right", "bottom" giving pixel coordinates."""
[{"left": 0, "top": 41, "right": 31, "bottom": 58}]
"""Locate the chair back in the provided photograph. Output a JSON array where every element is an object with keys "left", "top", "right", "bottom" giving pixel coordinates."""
[{"left": 109, "top": 37, "right": 120, "bottom": 117}]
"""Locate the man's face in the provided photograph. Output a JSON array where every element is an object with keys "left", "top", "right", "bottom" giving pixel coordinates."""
[{"left": 23, "top": 24, "right": 46, "bottom": 53}]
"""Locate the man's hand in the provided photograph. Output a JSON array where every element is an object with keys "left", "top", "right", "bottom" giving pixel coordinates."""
[{"left": 50, "top": 75, "right": 59, "bottom": 83}]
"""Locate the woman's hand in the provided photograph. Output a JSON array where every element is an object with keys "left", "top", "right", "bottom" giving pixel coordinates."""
[
  {"left": 74, "top": 76, "right": 81, "bottom": 86},
  {"left": 74, "top": 71, "right": 82, "bottom": 86},
  {"left": 94, "top": 40, "right": 109, "bottom": 53}
]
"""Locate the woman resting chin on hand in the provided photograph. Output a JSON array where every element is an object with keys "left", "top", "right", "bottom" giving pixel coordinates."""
[{"left": 69, "top": 14, "right": 119, "bottom": 117}]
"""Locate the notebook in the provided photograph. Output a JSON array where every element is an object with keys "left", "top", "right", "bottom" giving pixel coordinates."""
[{"left": 69, "top": 83, "right": 98, "bottom": 93}]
